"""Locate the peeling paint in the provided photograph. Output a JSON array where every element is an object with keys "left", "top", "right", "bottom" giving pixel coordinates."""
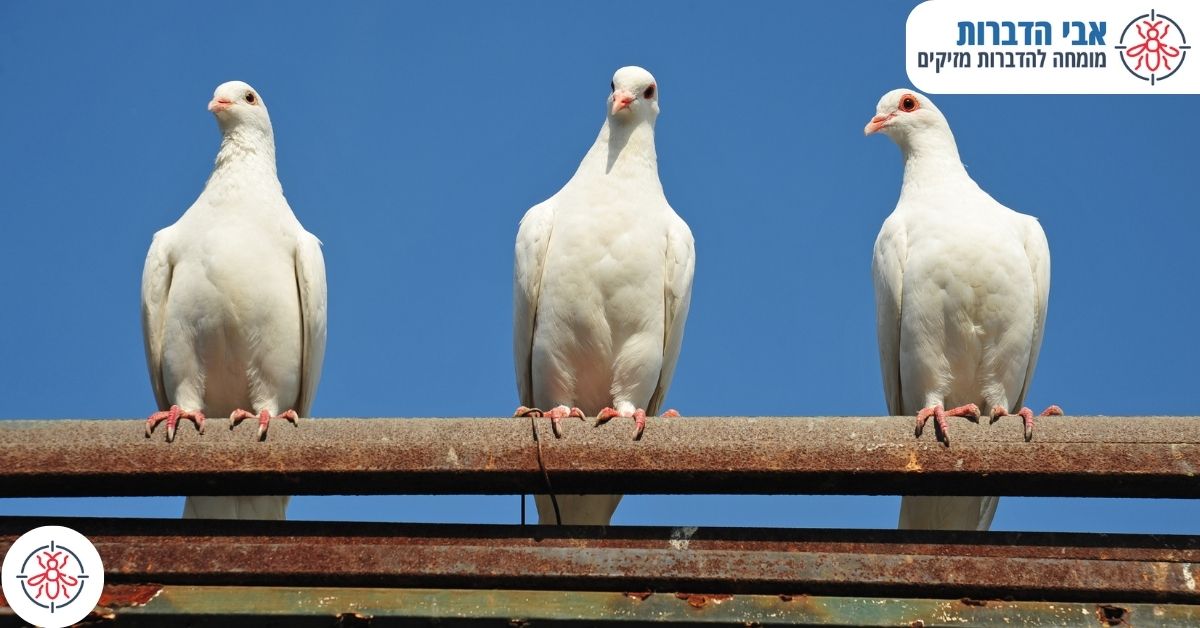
[
  {"left": 1096, "top": 604, "right": 1130, "bottom": 626},
  {"left": 1171, "top": 443, "right": 1195, "bottom": 476},
  {"left": 85, "top": 584, "right": 165, "bottom": 623},
  {"left": 675, "top": 593, "right": 733, "bottom": 608},
  {"left": 668, "top": 526, "right": 698, "bottom": 551},
  {"left": 96, "top": 584, "right": 164, "bottom": 609}
]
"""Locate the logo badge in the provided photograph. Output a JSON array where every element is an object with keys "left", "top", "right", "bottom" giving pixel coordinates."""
[
  {"left": 2, "top": 526, "right": 104, "bottom": 628},
  {"left": 906, "top": 0, "right": 1200, "bottom": 94},
  {"left": 1116, "top": 10, "right": 1190, "bottom": 84}
]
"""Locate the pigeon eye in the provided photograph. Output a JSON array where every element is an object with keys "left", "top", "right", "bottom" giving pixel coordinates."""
[
  {"left": 899, "top": 95, "right": 919, "bottom": 112},
  {"left": 245, "top": 92, "right": 257, "bottom": 104},
  {"left": 610, "top": 81, "right": 615, "bottom": 93},
  {"left": 643, "top": 84, "right": 656, "bottom": 99}
]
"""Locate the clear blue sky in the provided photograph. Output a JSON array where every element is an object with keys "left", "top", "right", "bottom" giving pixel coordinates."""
[{"left": 1, "top": 1, "right": 1196, "bottom": 533}]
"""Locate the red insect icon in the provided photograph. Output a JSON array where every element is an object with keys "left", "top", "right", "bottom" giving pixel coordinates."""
[
  {"left": 1126, "top": 20, "right": 1181, "bottom": 72},
  {"left": 24, "top": 550, "right": 79, "bottom": 602}
]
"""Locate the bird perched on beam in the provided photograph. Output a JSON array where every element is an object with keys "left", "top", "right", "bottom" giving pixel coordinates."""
[
  {"left": 513, "top": 66, "right": 695, "bottom": 525},
  {"left": 141, "top": 81, "right": 327, "bottom": 520},
  {"left": 866, "top": 88, "right": 1060, "bottom": 531}
]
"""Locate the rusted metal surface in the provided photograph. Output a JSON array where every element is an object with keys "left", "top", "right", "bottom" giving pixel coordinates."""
[
  {"left": 0, "top": 416, "right": 1197, "bottom": 497},
  {"left": 3, "top": 585, "right": 1199, "bottom": 626},
  {"left": 0, "top": 517, "right": 1197, "bottom": 603},
  {"left": 90, "top": 584, "right": 166, "bottom": 622}
]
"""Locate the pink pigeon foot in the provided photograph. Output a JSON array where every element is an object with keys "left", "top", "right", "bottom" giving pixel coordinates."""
[
  {"left": 145, "top": 405, "right": 206, "bottom": 442},
  {"left": 595, "top": 407, "right": 679, "bottom": 441},
  {"left": 993, "top": 404, "right": 1063, "bottom": 442},
  {"left": 513, "top": 405, "right": 585, "bottom": 438},
  {"left": 230, "top": 408, "right": 298, "bottom": 441},
  {"left": 914, "top": 403, "right": 979, "bottom": 447}
]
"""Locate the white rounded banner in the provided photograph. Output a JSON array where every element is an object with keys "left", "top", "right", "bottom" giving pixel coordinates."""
[{"left": 907, "top": 0, "right": 1199, "bottom": 93}]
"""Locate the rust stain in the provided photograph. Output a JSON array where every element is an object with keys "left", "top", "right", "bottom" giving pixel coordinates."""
[
  {"left": 675, "top": 593, "right": 733, "bottom": 608},
  {"left": 97, "top": 584, "right": 163, "bottom": 608},
  {"left": 959, "top": 597, "right": 988, "bottom": 607},
  {"left": 1096, "top": 604, "right": 1130, "bottom": 626},
  {"left": 86, "top": 584, "right": 165, "bottom": 622},
  {"left": 335, "top": 612, "right": 373, "bottom": 627},
  {"left": 624, "top": 590, "right": 653, "bottom": 601},
  {"left": 3, "top": 519, "right": 1199, "bottom": 602}
]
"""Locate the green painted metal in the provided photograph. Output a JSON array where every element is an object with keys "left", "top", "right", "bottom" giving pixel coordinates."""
[{"left": 4, "top": 586, "right": 1195, "bottom": 626}]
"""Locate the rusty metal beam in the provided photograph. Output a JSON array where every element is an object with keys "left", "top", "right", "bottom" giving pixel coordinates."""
[
  {"left": 3, "top": 584, "right": 1195, "bottom": 627},
  {"left": 0, "top": 416, "right": 1197, "bottom": 497},
  {"left": 1, "top": 517, "right": 1197, "bottom": 604}
]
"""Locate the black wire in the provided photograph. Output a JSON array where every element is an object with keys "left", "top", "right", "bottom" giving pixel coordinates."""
[{"left": 529, "top": 414, "right": 562, "bottom": 525}]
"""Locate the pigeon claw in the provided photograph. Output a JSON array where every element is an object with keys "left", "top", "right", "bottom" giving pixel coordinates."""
[
  {"left": 914, "top": 403, "right": 977, "bottom": 447},
  {"left": 514, "top": 406, "right": 585, "bottom": 438},
  {"left": 1017, "top": 407, "right": 1036, "bottom": 442},
  {"left": 547, "top": 406, "right": 586, "bottom": 438},
  {"left": 145, "top": 405, "right": 206, "bottom": 442},
  {"left": 992, "top": 404, "right": 1062, "bottom": 442},
  {"left": 594, "top": 407, "right": 621, "bottom": 425},
  {"left": 595, "top": 407, "right": 645, "bottom": 440},
  {"left": 914, "top": 405, "right": 950, "bottom": 446},
  {"left": 596, "top": 407, "right": 678, "bottom": 441},
  {"left": 914, "top": 406, "right": 937, "bottom": 438},
  {"left": 230, "top": 408, "right": 299, "bottom": 441}
]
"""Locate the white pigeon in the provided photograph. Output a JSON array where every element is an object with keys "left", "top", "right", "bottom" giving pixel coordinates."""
[
  {"left": 513, "top": 66, "right": 695, "bottom": 525},
  {"left": 141, "top": 81, "right": 327, "bottom": 520},
  {"left": 866, "top": 89, "right": 1060, "bottom": 531}
]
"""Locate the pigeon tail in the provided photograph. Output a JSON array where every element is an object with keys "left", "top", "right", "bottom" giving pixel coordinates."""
[
  {"left": 534, "top": 494, "right": 622, "bottom": 526},
  {"left": 898, "top": 495, "right": 998, "bottom": 531},
  {"left": 184, "top": 495, "right": 291, "bottom": 520}
]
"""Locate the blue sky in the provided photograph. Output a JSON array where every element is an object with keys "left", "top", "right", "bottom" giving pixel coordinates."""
[{"left": 0, "top": 1, "right": 1196, "bottom": 533}]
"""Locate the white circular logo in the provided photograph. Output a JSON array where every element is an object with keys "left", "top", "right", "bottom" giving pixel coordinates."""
[{"left": 2, "top": 526, "right": 104, "bottom": 628}]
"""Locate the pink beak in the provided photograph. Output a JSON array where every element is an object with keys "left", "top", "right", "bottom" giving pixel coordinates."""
[
  {"left": 208, "top": 98, "right": 234, "bottom": 113},
  {"left": 611, "top": 91, "right": 635, "bottom": 115},
  {"left": 864, "top": 113, "right": 893, "bottom": 136}
]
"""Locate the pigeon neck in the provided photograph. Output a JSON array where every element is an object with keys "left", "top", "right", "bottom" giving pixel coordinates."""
[
  {"left": 897, "top": 129, "right": 973, "bottom": 198},
  {"left": 579, "top": 117, "right": 659, "bottom": 180},
  {"left": 203, "top": 128, "right": 282, "bottom": 202}
]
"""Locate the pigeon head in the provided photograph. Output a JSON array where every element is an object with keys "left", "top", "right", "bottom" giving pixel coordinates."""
[
  {"left": 863, "top": 89, "right": 951, "bottom": 144},
  {"left": 207, "top": 81, "right": 273, "bottom": 136},
  {"left": 608, "top": 66, "right": 659, "bottom": 123}
]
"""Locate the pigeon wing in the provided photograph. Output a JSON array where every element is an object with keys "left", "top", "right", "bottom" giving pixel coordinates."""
[{"left": 513, "top": 200, "right": 556, "bottom": 407}]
